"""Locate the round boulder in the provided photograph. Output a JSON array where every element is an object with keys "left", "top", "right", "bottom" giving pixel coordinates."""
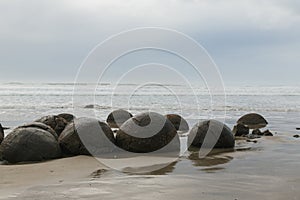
[
  {"left": 237, "top": 113, "right": 268, "bottom": 129},
  {"left": 0, "top": 123, "right": 4, "bottom": 144},
  {"left": 19, "top": 122, "right": 58, "bottom": 139},
  {"left": 165, "top": 114, "right": 189, "bottom": 133},
  {"left": 233, "top": 124, "right": 249, "bottom": 136},
  {"left": 58, "top": 113, "right": 76, "bottom": 123},
  {"left": 58, "top": 118, "right": 115, "bottom": 156},
  {"left": 106, "top": 109, "right": 133, "bottom": 128},
  {"left": 188, "top": 120, "right": 235, "bottom": 149},
  {"left": 252, "top": 129, "right": 263, "bottom": 136},
  {"left": 0, "top": 127, "right": 61, "bottom": 163},
  {"left": 35, "top": 115, "right": 68, "bottom": 136},
  {"left": 116, "top": 112, "right": 180, "bottom": 153}
]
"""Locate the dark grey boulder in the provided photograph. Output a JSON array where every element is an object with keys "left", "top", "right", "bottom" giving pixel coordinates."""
[
  {"left": 35, "top": 115, "right": 67, "bottom": 136},
  {"left": 19, "top": 122, "right": 58, "bottom": 139},
  {"left": 252, "top": 129, "right": 263, "bottom": 136},
  {"left": 233, "top": 124, "right": 249, "bottom": 136},
  {"left": 293, "top": 135, "right": 299, "bottom": 138},
  {"left": 58, "top": 118, "right": 115, "bottom": 156},
  {"left": 188, "top": 120, "right": 235, "bottom": 149},
  {"left": 0, "top": 123, "right": 4, "bottom": 144},
  {"left": 116, "top": 112, "right": 180, "bottom": 153},
  {"left": 0, "top": 127, "right": 61, "bottom": 163},
  {"left": 165, "top": 114, "right": 189, "bottom": 133},
  {"left": 57, "top": 113, "right": 76, "bottom": 123},
  {"left": 84, "top": 104, "right": 97, "bottom": 109},
  {"left": 106, "top": 109, "right": 133, "bottom": 128},
  {"left": 263, "top": 129, "right": 273, "bottom": 136},
  {"left": 237, "top": 113, "right": 268, "bottom": 129}
]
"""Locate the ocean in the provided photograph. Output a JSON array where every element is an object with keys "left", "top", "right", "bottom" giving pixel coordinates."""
[
  {"left": 1, "top": 82, "right": 299, "bottom": 136},
  {"left": 1, "top": 82, "right": 300, "bottom": 199}
]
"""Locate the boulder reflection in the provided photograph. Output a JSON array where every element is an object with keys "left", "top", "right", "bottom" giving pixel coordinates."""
[{"left": 188, "top": 148, "right": 234, "bottom": 168}]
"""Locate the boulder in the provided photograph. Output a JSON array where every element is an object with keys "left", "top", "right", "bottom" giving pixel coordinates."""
[
  {"left": 293, "top": 135, "right": 299, "bottom": 138},
  {"left": 35, "top": 115, "right": 67, "bottom": 136},
  {"left": 116, "top": 112, "right": 180, "bottom": 153},
  {"left": 0, "top": 127, "right": 61, "bottom": 163},
  {"left": 58, "top": 118, "right": 115, "bottom": 156},
  {"left": 19, "top": 122, "right": 58, "bottom": 139},
  {"left": 84, "top": 104, "right": 96, "bottom": 109},
  {"left": 57, "top": 113, "right": 76, "bottom": 123},
  {"left": 252, "top": 129, "right": 263, "bottom": 136},
  {"left": 0, "top": 123, "right": 4, "bottom": 144},
  {"left": 106, "top": 109, "right": 133, "bottom": 128},
  {"left": 188, "top": 120, "right": 235, "bottom": 149},
  {"left": 263, "top": 129, "right": 273, "bottom": 136},
  {"left": 233, "top": 124, "right": 249, "bottom": 136},
  {"left": 237, "top": 113, "right": 268, "bottom": 129},
  {"left": 165, "top": 114, "right": 189, "bottom": 133}
]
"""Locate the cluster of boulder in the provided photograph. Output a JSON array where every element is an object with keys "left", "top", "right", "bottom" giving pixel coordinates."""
[
  {"left": 233, "top": 113, "right": 273, "bottom": 137},
  {"left": 0, "top": 110, "right": 272, "bottom": 164}
]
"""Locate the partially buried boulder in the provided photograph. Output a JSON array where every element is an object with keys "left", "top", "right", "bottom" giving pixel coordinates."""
[
  {"left": 116, "top": 112, "right": 180, "bottom": 153},
  {"left": 263, "top": 129, "right": 273, "bottom": 136},
  {"left": 233, "top": 124, "right": 249, "bottom": 136},
  {"left": 165, "top": 114, "right": 189, "bottom": 133},
  {"left": 252, "top": 129, "right": 263, "bottom": 136},
  {"left": 0, "top": 126, "right": 61, "bottom": 163},
  {"left": 35, "top": 115, "right": 67, "bottom": 136},
  {"left": 188, "top": 120, "right": 235, "bottom": 149},
  {"left": 106, "top": 109, "right": 133, "bottom": 128},
  {"left": 58, "top": 118, "right": 115, "bottom": 156},
  {"left": 58, "top": 113, "right": 76, "bottom": 123},
  {"left": 237, "top": 113, "right": 268, "bottom": 129}
]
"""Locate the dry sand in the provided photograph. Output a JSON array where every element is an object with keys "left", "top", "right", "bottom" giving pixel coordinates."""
[{"left": 0, "top": 156, "right": 106, "bottom": 198}]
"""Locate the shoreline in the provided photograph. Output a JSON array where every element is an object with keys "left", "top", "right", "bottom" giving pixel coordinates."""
[{"left": 1, "top": 135, "right": 299, "bottom": 199}]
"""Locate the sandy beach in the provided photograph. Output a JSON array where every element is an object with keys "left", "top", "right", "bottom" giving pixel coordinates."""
[{"left": 1, "top": 136, "right": 299, "bottom": 200}]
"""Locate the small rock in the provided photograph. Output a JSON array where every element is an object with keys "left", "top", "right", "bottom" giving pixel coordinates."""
[
  {"left": 188, "top": 120, "right": 235, "bottom": 149},
  {"left": 165, "top": 114, "right": 189, "bottom": 133},
  {"left": 293, "top": 134, "right": 299, "bottom": 138},
  {"left": 84, "top": 104, "right": 96, "bottom": 109},
  {"left": 263, "top": 130, "right": 273, "bottom": 136},
  {"left": 296, "top": 128, "right": 300, "bottom": 130},
  {"left": 233, "top": 124, "right": 249, "bottom": 136},
  {"left": 252, "top": 129, "right": 263, "bottom": 136}
]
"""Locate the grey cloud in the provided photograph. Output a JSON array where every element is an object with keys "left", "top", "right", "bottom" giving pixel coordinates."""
[{"left": 0, "top": 0, "right": 299, "bottom": 85}]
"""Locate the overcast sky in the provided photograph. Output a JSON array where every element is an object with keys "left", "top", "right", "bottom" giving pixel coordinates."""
[{"left": 0, "top": 0, "right": 299, "bottom": 86}]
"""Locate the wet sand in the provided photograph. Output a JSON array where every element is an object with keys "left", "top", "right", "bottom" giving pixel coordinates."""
[{"left": 1, "top": 136, "right": 299, "bottom": 200}]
